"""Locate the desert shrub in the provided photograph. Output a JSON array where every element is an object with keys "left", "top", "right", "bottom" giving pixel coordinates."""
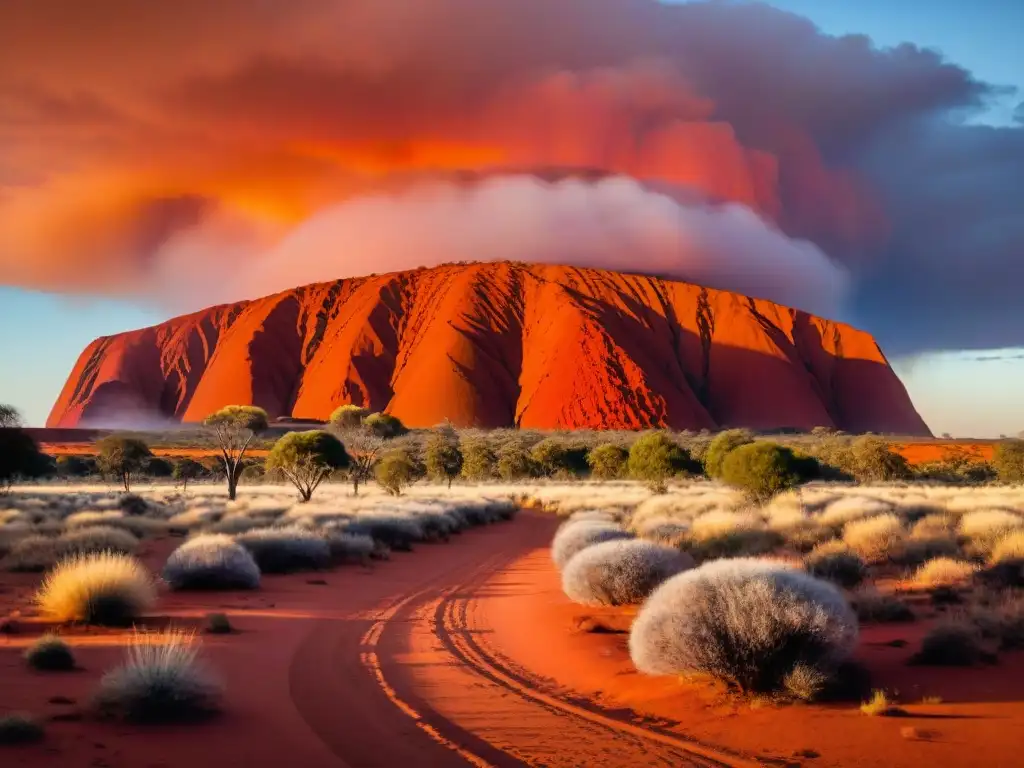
[
  {"left": 163, "top": 534, "right": 261, "bottom": 590},
  {"left": 586, "top": 444, "right": 629, "bottom": 480},
  {"left": 629, "top": 559, "right": 857, "bottom": 693},
  {"left": 911, "top": 557, "right": 978, "bottom": 589},
  {"left": 2, "top": 534, "right": 61, "bottom": 572},
  {"left": 93, "top": 630, "right": 222, "bottom": 722},
  {"left": 24, "top": 633, "right": 76, "bottom": 671},
  {"left": 860, "top": 690, "right": 903, "bottom": 716},
  {"left": 235, "top": 526, "right": 331, "bottom": 573},
  {"left": 95, "top": 436, "right": 153, "bottom": 493},
  {"left": 59, "top": 525, "right": 139, "bottom": 556},
  {"left": 205, "top": 613, "right": 232, "bottom": 634},
  {"left": 910, "top": 513, "right": 958, "bottom": 539},
  {"left": 0, "top": 713, "right": 44, "bottom": 745},
  {"left": 989, "top": 531, "right": 1024, "bottom": 566},
  {"left": 266, "top": 430, "right": 349, "bottom": 501},
  {"left": 992, "top": 439, "right": 1024, "bottom": 483},
  {"left": 703, "top": 429, "right": 754, "bottom": 479},
  {"left": 424, "top": 428, "right": 463, "bottom": 487},
  {"left": 783, "top": 663, "right": 829, "bottom": 702},
  {"left": 636, "top": 519, "right": 690, "bottom": 548},
  {"left": 118, "top": 493, "right": 150, "bottom": 516},
  {"left": 910, "top": 621, "right": 987, "bottom": 666},
  {"left": 496, "top": 443, "right": 538, "bottom": 481},
  {"left": 36, "top": 552, "right": 156, "bottom": 625},
  {"left": 531, "top": 438, "right": 589, "bottom": 478},
  {"left": 145, "top": 457, "right": 173, "bottom": 478},
  {"left": 56, "top": 455, "right": 97, "bottom": 477},
  {"left": 375, "top": 449, "right": 420, "bottom": 495},
  {"left": 720, "top": 442, "right": 813, "bottom": 502},
  {"left": 172, "top": 458, "right": 205, "bottom": 491},
  {"left": 805, "top": 540, "right": 867, "bottom": 588},
  {"left": 628, "top": 432, "right": 697, "bottom": 491},
  {"left": 842, "top": 514, "right": 906, "bottom": 564},
  {"left": 551, "top": 521, "right": 632, "bottom": 570},
  {"left": 329, "top": 404, "right": 370, "bottom": 429},
  {"left": 363, "top": 412, "right": 407, "bottom": 439},
  {"left": 561, "top": 539, "right": 694, "bottom": 606},
  {"left": 967, "top": 596, "right": 1024, "bottom": 650},
  {"left": 688, "top": 526, "right": 782, "bottom": 561},
  {"left": 851, "top": 590, "right": 915, "bottom": 623},
  {"left": 898, "top": 535, "right": 960, "bottom": 566},
  {"left": 958, "top": 510, "right": 1024, "bottom": 555},
  {"left": 460, "top": 438, "right": 497, "bottom": 480},
  {"left": 344, "top": 515, "right": 422, "bottom": 551},
  {"left": 324, "top": 532, "right": 375, "bottom": 564},
  {"left": 817, "top": 497, "right": 892, "bottom": 529},
  {"left": 850, "top": 436, "right": 911, "bottom": 482}
]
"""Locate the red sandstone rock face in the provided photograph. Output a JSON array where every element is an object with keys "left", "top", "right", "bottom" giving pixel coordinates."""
[{"left": 47, "top": 263, "right": 931, "bottom": 435}]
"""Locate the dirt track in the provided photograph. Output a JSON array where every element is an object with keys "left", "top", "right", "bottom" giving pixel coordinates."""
[{"left": 287, "top": 512, "right": 757, "bottom": 768}]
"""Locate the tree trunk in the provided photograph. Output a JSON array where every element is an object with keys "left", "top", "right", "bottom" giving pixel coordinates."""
[
  {"left": 352, "top": 476, "right": 360, "bottom": 496},
  {"left": 227, "top": 464, "right": 238, "bottom": 501},
  {"left": 123, "top": 472, "right": 131, "bottom": 493}
]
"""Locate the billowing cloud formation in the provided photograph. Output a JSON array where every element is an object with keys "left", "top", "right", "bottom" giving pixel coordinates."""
[{"left": 0, "top": 0, "right": 1020, "bottom": 353}]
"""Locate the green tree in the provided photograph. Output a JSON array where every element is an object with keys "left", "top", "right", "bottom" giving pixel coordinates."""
[
  {"left": 496, "top": 442, "right": 537, "bottom": 481},
  {"left": 460, "top": 438, "right": 497, "bottom": 480},
  {"left": 363, "top": 412, "right": 407, "bottom": 439},
  {"left": 720, "top": 441, "right": 813, "bottom": 502},
  {"left": 375, "top": 449, "right": 419, "bottom": 496},
  {"left": 628, "top": 432, "right": 697, "bottom": 492},
  {"left": 328, "top": 404, "right": 370, "bottom": 430},
  {"left": 204, "top": 406, "right": 269, "bottom": 500},
  {"left": 993, "top": 439, "right": 1024, "bottom": 483},
  {"left": 0, "top": 404, "right": 22, "bottom": 428},
  {"left": 530, "top": 438, "right": 589, "bottom": 477},
  {"left": 336, "top": 429, "right": 385, "bottom": 495},
  {"left": 704, "top": 429, "right": 754, "bottom": 478},
  {"left": 586, "top": 444, "right": 629, "bottom": 480},
  {"left": 850, "top": 436, "right": 910, "bottom": 482},
  {"left": 424, "top": 427, "right": 463, "bottom": 488},
  {"left": 95, "top": 436, "right": 153, "bottom": 492},
  {"left": 0, "top": 426, "right": 49, "bottom": 491},
  {"left": 267, "top": 430, "right": 350, "bottom": 502},
  {"left": 171, "top": 458, "right": 205, "bottom": 492},
  {"left": 144, "top": 457, "right": 173, "bottom": 478},
  {"left": 55, "top": 454, "right": 97, "bottom": 478}
]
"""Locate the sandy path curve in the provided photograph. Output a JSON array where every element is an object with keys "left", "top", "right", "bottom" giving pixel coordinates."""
[{"left": 289, "top": 512, "right": 760, "bottom": 768}]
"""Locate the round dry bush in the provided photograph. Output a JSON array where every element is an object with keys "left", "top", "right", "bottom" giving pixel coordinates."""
[
  {"left": 911, "top": 557, "right": 978, "bottom": 589},
  {"left": 59, "top": 526, "right": 138, "bottom": 557},
  {"left": 804, "top": 540, "right": 867, "bottom": 588},
  {"left": 325, "top": 532, "right": 375, "bottom": 564},
  {"left": 562, "top": 539, "right": 694, "bottom": 606},
  {"left": 636, "top": 519, "right": 690, "bottom": 548},
  {"left": 910, "top": 513, "right": 958, "bottom": 539},
  {"left": 235, "top": 526, "right": 331, "bottom": 573},
  {"left": 94, "top": 631, "right": 222, "bottom": 723},
  {"left": 163, "top": 535, "right": 261, "bottom": 590},
  {"left": 898, "top": 535, "right": 960, "bottom": 566},
  {"left": 551, "top": 521, "right": 633, "bottom": 570},
  {"left": 1, "top": 534, "right": 61, "bottom": 572},
  {"left": 24, "top": 633, "right": 76, "bottom": 671},
  {"left": 990, "top": 531, "right": 1024, "bottom": 566},
  {"left": 344, "top": 515, "right": 424, "bottom": 551},
  {"left": 958, "top": 510, "right": 1024, "bottom": 555},
  {"left": 842, "top": 514, "right": 906, "bottom": 564},
  {"left": 910, "top": 622, "right": 986, "bottom": 667},
  {"left": 817, "top": 497, "right": 892, "bottom": 529},
  {"left": 35, "top": 552, "right": 156, "bottom": 625},
  {"left": 629, "top": 558, "right": 858, "bottom": 693},
  {"left": 569, "top": 509, "right": 620, "bottom": 525}
]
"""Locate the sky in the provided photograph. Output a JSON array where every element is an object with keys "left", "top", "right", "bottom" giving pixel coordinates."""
[{"left": 0, "top": 0, "right": 1021, "bottom": 436}]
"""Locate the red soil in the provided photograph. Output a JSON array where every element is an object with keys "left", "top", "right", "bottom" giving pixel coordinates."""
[
  {"left": 47, "top": 262, "right": 929, "bottom": 435},
  {"left": 5, "top": 512, "right": 1020, "bottom": 767},
  {"left": 894, "top": 441, "right": 995, "bottom": 465}
]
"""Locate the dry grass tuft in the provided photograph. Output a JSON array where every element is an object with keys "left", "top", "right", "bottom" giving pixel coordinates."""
[
  {"left": 24, "top": 633, "right": 76, "bottom": 671},
  {"left": 861, "top": 690, "right": 905, "bottom": 716},
  {"left": 35, "top": 552, "right": 155, "bottom": 625},
  {"left": 93, "top": 630, "right": 222, "bottom": 723},
  {"left": 911, "top": 557, "right": 978, "bottom": 589},
  {"left": 843, "top": 514, "right": 906, "bottom": 564}
]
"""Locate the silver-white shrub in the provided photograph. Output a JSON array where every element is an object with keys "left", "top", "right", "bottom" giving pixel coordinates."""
[
  {"left": 234, "top": 526, "right": 331, "bottom": 573},
  {"left": 629, "top": 558, "right": 857, "bottom": 693},
  {"left": 163, "top": 534, "right": 261, "bottom": 590},
  {"left": 550, "top": 520, "right": 632, "bottom": 570},
  {"left": 561, "top": 539, "right": 694, "bottom": 606}
]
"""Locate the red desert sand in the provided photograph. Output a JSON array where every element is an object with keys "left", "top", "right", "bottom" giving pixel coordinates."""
[
  {"left": 47, "top": 262, "right": 929, "bottom": 435},
  {"left": 3, "top": 511, "right": 1022, "bottom": 767}
]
